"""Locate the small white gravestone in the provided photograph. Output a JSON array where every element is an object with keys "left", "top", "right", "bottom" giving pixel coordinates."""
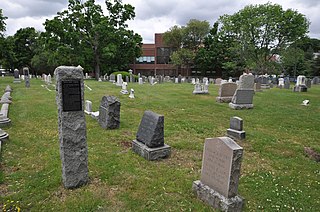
[
  {"left": 175, "top": 78, "right": 179, "bottom": 83},
  {"left": 138, "top": 77, "right": 143, "bottom": 85},
  {"left": 278, "top": 78, "right": 284, "bottom": 88},
  {"left": 192, "top": 78, "right": 196, "bottom": 85},
  {"left": 116, "top": 74, "right": 122, "bottom": 86},
  {"left": 129, "top": 89, "right": 135, "bottom": 98},
  {"left": 120, "top": 82, "right": 128, "bottom": 94},
  {"left": 84, "top": 100, "right": 92, "bottom": 115}
]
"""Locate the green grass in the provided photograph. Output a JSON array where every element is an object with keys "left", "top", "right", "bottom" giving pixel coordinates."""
[{"left": 0, "top": 77, "right": 319, "bottom": 211}]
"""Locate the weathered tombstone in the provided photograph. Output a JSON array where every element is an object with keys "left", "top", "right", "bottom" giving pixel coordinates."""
[
  {"left": 254, "top": 82, "right": 262, "bottom": 92},
  {"left": 84, "top": 100, "right": 92, "bottom": 115},
  {"left": 216, "top": 82, "right": 237, "bottom": 103},
  {"left": 215, "top": 78, "right": 222, "bottom": 85},
  {"left": 85, "top": 73, "right": 89, "bottom": 79},
  {"left": 138, "top": 77, "right": 143, "bottom": 84},
  {"left": 129, "top": 88, "right": 135, "bottom": 98},
  {"left": 278, "top": 78, "right": 284, "bottom": 88},
  {"left": 193, "top": 83, "right": 209, "bottom": 94},
  {"left": 125, "top": 75, "right": 129, "bottom": 83},
  {"left": 132, "top": 110, "right": 171, "bottom": 160},
  {"left": 23, "top": 67, "right": 30, "bottom": 88},
  {"left": 229, "top": 74, "right": 254, "bottom": 109},
  {"left": 306, "top": 79, "right": 312, "bottom": 88},
  {"left": 13, "top": 69, "right": 21, "bottom": 83},
  {"left": 178, "top": 75, "right": 182, "bottom": 83},
  {"left": 116, "top": 74, "right": 122, "bottom": 86},
  {"left": 293, "top": 75, "right": 307, "bottom": 92},
  {"left": 227, "top": 117, "right": 245, "bottom": 140},
  {"left": 98, "top": 96, "right": 120, "bottom": 129},
  {"left": 55, "top": 66, "right": 89, "bottom": 189},
  {"left": 312, "top": 77, "right": 319, "bottom": 85},
  {"left": 109, "top": 74, "right": 115, "bottom": 83},
  {"left": 192, "top": 137, "right": 244, "bottom": 211},
  {"left": 120, "top": 82, "right": 129, "bottom": 94},
  {"left": 284, "top": 77, "right": 290, "bottom": 89},
  {"left": 191, "top": 78, "right": 196, "bottom": 85},
  {"left": 260, "top": 75, "right": 270, "bottom": 89}
]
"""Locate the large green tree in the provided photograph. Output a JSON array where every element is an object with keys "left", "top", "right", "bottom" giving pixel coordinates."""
[
  {"left": 42, "top": 0, "right": 142, "bottom": 79},
  {"left": 163, "top": 19, "right": 210, "bottom": 75},
  {"left": 218, "top": 3, "right": 309, "bottom": 74}
]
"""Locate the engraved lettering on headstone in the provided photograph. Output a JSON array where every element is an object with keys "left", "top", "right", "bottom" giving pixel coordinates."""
[{"left": 62, "top": 80, "right": 82, "bottom": 111}]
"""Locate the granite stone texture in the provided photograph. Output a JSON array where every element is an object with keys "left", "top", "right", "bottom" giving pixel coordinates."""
[
  {"left": 238, "top": 74, "right": 254, "bottom": 90},
  {"left": 55, "top": 66, "right": 89, "bottom": 189},
  {"left": 230, "top": 117, "right": 243, "bottom": 131},
  {"left": 132, "top": 139, "right": 171, "bottom": 160},
  {"left": 98, "top": 96, "right": 121, "bottom": 129},
  {"left": 192, "top": 180, "right": 244, "bottom": 212},
  {"left": 136, "top": 110, "right": 164, "bottom": 148},
  {"left": 216, "top": 82, "right": 237, "bottom": 103}
]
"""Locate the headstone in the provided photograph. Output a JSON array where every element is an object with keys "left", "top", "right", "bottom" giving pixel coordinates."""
[
  {"left": 306, "top": 79, "right": 312, "bottom": 88},
  {"left": 175, "top": 78, "right": 179, "bottom": 83},
  {"left": 178, "top": 75, "right": 182, "bottom": 83},
  {"left": 125, "top": 75, "right": 129, "bottom": 83},
  {"left": 48, "top": 74, "right": 52, "bottom": 84},
  {"left": 84, "top": 100, "right": 92, "bottom": 115},
  {"left": 109, "top": 74, "right": 115, "bottom": 83},
  {"left": 215, "top": 78, "right": 222, "bottom": 85},
  {"left": 293, "top": 75, "right": 307, "bottom": 92},
  {"left": 229, "top": 74, "right": 254, "bottom": 109},
  {"left": 260, "top": 75, "right": 270, "bottom": 89},
  {"left": 312, "top": 77, "right": 319, "bottom": 85},
  {"left": 120, "top": 82, "right": 128, "bottom": 94},
  {"left": 13, "top": 69, "right": 21, "bottom": 83},
  {"left": 116, "top": 74, "right": 122, "bottom": 86},
  {"left": 129, "top": 88, "right": 135, "bottom": 98},
  {"left": 191, "top": 78, "right": 196, "bottom": 85},
  {"left": 278, "top": 78, "right": 284, "bottom": 88},
  {"left": 85, "top": 73, "right": 89, "bottom": 79},
  {"left": 23, "top": 67, "right": 30, "bottom": 88},
  {"left": 193, "top": 83, "right": 209, "bottom": 94},
  {"left": 216, "top": 82, "right": 237, "bottom": 103},
  {"left": 227, "top": 117, "right": 246, "bottom": 140},
  {"left": 138, "top": 77, "right": 143, "bottom": 85},
  {"left": 98, "top": 96, "right": 120, "bottom": 129},
  {"left": 132, "top": 110, "right": 171, "bottom": 160},
  {"left": 192, "top": 137, "right": 244, "bottom": 211},
  {"left": 284, "top": 77, "right": 290, "bottom": 89},
  {"left": 254, "top": 82, "right": 262, "bottom": 92},
  {"left": 55, "top": 66, "right": 89, "bottom": 189}
]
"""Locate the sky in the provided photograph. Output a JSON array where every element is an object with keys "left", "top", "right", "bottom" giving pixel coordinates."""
[{"left": 0, "top": 0, "right": 319, "bottom": 43}]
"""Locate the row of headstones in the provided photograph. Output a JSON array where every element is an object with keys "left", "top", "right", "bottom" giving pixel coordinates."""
[
  {"left": 13, "top": 68, "right": 31, "bottom": 87},
  {"left": 0, "top": 85, "right": 13, "bottom": 151},
  {"left": 55, "top": 66, "right": 247, "bottom": 211}
]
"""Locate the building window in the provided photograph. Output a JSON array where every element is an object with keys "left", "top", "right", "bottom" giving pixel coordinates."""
[
  {"left": 136, "top": 56, "right": 155, "bottom": 64},
  {"left": 156, "top": 47, "right": 175, "bottom": 64}
]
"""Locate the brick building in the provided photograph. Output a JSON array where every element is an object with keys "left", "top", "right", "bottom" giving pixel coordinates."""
[{"left": 130, "top": 33, "right": 182, "bottom": 76}]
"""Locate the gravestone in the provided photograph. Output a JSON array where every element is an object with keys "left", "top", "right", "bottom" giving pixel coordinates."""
[
  {"left": 191, "top": 78, "right": 196, "bottom": 85},
  {"left": 312, "top": 77, "right": 319, "bottom": 85},
  {"left": 254, "top": 82, "right": 262, "bottom": 92},
  {"left": 98, "top": 96, "right": 120, "bottom": 129},
  {"left": 120, "top": 82, "right": 129, "bottom": 94},
  {"left": 284, "top": 77, "right": 290, "bottom": 89},
  {"left": 13, "top": 69, "right": 21, "bottom": 83},
  {"left": 116, "top": 74, "right": 122, "bottom": 86},
  {"left": 178, "top": 75, "right": 182, "bottom": 83},
  {"left": 215, "top": 78, "right": 222, "bottom": 85},
  {"left": 278, "top": 78, "right": 284, "bottom": 88},
  {"left": 55, "top": 66, "right": 89, "bottom": 189},
  {"left": 138, "top": 77, "right": 143, "bottom": 84},
  {"left": 227, "top": 117, "right": 246, "bottom": 140},
  {"left": 129, "top": 88, "right": 135, "bottom": 98},
  {"left": 260, "top": 76, "right": 270, "bottom": 89},
  {"left": 193, "top": 83, "right": 209, "bottom": 94},
  {"left": 125, "top": 75, "right": 129, "bottom": 83},
  {"left": 216, "top": 82, "right": 237, "bottom": 103},
  {"left": 229, "top": 74, "right": 254, "bottom": 109},
  {"left": 293, "top": 75, "right": 307, "bottom": 92},
  {"left": 23, "top": 67, "right": 30, "bottom": 88},
  {"left": 306, "top": 79, "right": 312, "bottom": 88},
  {"left": 192, "top": 137, "right": 244, "bottom": 211},
  {"left": 84, "top": 100, "right": 92, "bottom": 115},
  {"left": 132, "top": 110, "right": 171, "bottom": 160},
  {"left": 109, "top": 74, "right": 115, "bottom": 83}
]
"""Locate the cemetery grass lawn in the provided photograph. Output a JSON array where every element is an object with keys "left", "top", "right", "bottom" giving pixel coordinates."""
[{"left": 0, "top": 77, "right": 319, "bottom": 211}]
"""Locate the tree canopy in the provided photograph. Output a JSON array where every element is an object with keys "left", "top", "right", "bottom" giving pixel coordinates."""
[
  {"left": 218, "top": 2, "right": 310, "bottom": 74},
  {"left": 42, "top": 0, "right": 142, "bottom": 78},
  {"left": 0, "top": 9, "right": 6, "bottom": 37}
]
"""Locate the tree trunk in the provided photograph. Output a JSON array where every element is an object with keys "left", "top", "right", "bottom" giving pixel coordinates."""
[{"left": 94, "top": 46, "right": 100, "bottom": 80}]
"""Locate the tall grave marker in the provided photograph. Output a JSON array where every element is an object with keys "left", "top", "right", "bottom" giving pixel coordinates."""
[
  {"left": 55, "top": 66, "right": 89, "bottom": 189},
  {"left": 229, "top": 74, "right": 254, "bottom": 109},
  {"left": 193, "top": 137, "right": 244, "bottom": 211},
  {"left": 23, "top": 67, "right": 30, "bottom": 88}
]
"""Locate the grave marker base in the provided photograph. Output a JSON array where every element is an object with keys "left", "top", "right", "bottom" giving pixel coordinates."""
[
  {"left": 229, "top": 103, "right": 253, "bottom": 110},
  {"left": 192, "top": 180, "right": 244, "bottom": 212},
  {"left": 227, "top": 129, "right": 246, "bottom": 140},
  {"left": 216, "top": 96, "right": 233, "bottom": 103},
  {"left": 132, "top": 140, "right": 171, "bottom": 160},
  {"left": 0, "top": 118, "right": 11, "bottom": 127}
]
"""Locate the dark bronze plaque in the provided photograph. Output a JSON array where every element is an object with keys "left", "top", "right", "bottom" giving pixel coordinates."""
[{"left": 62, "top": 80, "right": 82, "bottom": 112}]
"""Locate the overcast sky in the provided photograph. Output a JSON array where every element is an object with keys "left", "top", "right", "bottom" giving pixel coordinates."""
[{"left": 0, "top": 0, "right": 319, "bottom": 43}]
